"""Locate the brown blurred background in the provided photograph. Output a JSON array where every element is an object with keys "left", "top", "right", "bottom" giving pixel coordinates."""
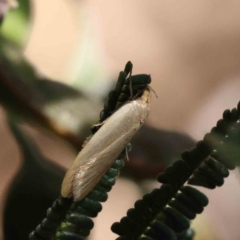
[{"left": 2, "top": 0, "right": 240, "bottom": 239}]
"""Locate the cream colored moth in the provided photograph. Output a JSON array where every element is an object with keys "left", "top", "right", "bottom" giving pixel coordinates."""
[{"left": 61, "top": 87, "right": 151, "bottom": 201}]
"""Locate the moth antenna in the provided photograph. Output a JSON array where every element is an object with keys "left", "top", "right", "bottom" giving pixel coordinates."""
[
  {"left": 132, "top": 84, "right": 151, "bottom": 101},
  {"left": 132, "top": 91, "right": 141, "bottom": 100},
  {"left": 149, "top": 84, "right": 158, "bottom": 98}
]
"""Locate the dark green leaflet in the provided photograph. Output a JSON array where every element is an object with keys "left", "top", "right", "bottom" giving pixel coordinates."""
[
  {"left": 91, "top": 61, "right": 151, "bottom": 134},
  {"left": 112, "top": 185, "right": 206, "bottom": 240},
  {"left": 55, "top": 158, "right": 125, "bottom": 239},
  {"left": 29, "top": 158, "right": 124, "bottom": 240},
  {"left": 29, "top": 197, "right": 73, "bottom": 240},
  {"left": 29, "top": 62, "right": 150, "bottom": 240},
  {"left": 177, "top": 228, "right": 195, "bottom": 240},
  {"left": 112, "top": 102, "right": 240, "bottom": 239},
  {"left": 187, "top": 108, "right": 239, "bottom": 189}
]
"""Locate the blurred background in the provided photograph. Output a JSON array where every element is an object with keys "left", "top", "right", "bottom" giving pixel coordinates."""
[{"left": 1, "top": 0, "right": 240, "bottom": 239}]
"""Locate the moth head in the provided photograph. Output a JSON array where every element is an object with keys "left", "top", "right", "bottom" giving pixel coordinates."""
[{"left": 140, "top": 86, "right": 152, "bottom": 104}]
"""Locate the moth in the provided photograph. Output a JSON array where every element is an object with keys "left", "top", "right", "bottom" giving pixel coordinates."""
[{"left": 61, "top": 87, "right": 151, "bottom": 201}]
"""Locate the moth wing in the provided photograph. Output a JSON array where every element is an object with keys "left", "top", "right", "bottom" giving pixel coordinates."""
[
  {"left": 72, "top": 134, "right": 130, "bottom": 201},
  {"left": 61, "top": 121, "right": 137, "bottom": 200}
]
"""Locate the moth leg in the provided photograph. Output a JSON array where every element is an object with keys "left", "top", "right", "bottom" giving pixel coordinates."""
[
  {"left": 93, "top": 120, "right": 106, "bottom": 128},
  {"left": 125, "top": 148, "right": 129, "bottom": 161},
  {"left": 125, "top": 143, "right": 132, "bottom": 161}
]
